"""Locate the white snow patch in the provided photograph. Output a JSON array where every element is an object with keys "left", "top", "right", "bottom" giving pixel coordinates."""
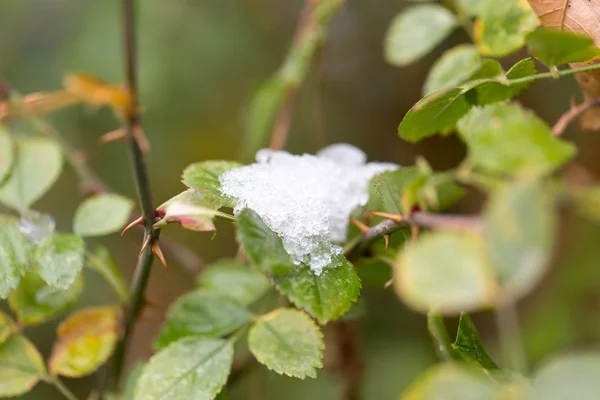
[{"left": 219, "top": 144, "right": 397, "bottom": 275}]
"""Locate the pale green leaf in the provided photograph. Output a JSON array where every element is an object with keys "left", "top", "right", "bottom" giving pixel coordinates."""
[
  {"left": 0, "top": 126, "right": 13, "bottom": 184},
  {"left": 236, "top": 208, "right": 295, "bottom": 276},
  {"left": 135, "top": 337, "right": 233, "bottom": 400},
  {"left": 181, "top": 161, "right": 242, "bottom": 208},
  {"left": 423, "top": 45, "right": 482, "bottom": 95},
  {"left": 154, "top": 189, "right": 233, "bottom": 232},
  {"left": 274, "top": 257, "right": 361, "bottom": 325},
  {"left": 0, "top": 220, "right": 30, "bottom": 299},
  {"left": 8, "top": 271, "right": 83, "bottom": 325},
  {"left": 453, "top": 313, "right": 499, "bottom": 370},
  {"left": 249, "top": 308, "right": 324, "bottom": 379},
  {"left": 0, "top": 312, "right": 18, "bottom": 345},
  {"left": 457, "top": 103, "right": 576, "bottom": 176},
  {"left": 34, "top": 233, "right": 85, "bottom": 289},
  {"left": 49, "top": 306, "right": 119, "bottom": 377},
  {"left": 154, "top": 290, "right": 250, "bottom": 350},
  {"left": 400, "top": 363, "right": 499, "bottom": 399},
  {"left": 395, "top": 231, "right": 495, "bottom": 315},
  {"left": 531, "top": 353, "right": 600, "bottom": 400},
  {"left": 0, "top": 335, "right": 47, "bottom": 397},
  {"left": 73, "top": 194, "right": 134, "bottom": 237},
  {"left": 385, "top": 4, "right": 457, "bottom": 66},
  {"left": 0, "top": 136, "right": 63, "bottom": 211},
  {"left": 427, "top": 311, "right": 461, "bottom": 361},
  {"left": 527, "top": 28, "right": 600, "bottom": 67},
  {"left": 124, "top": 361, "right": 145, "bottom": 400},
  {"left": 484, "top": 180, "right": 555, "bottom": 299},
  {"left": 85, "top": 245, "right": 129, "bottom": 304},
  {"left": 474, "top": 0, "right": 539, "bottom": 57},
  {"left": 197, "top": 259, "right": 270, "bottom": 306},
  {"left": 473, "top": 58, "right": 537, "bottom": 105}
]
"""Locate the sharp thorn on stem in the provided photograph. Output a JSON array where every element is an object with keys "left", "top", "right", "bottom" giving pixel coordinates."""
[
  {"left": 410, "top": 224, "right": 420, "bottom": 243},
  {"left": 99, "top": 128, "right": 127, "bottom": 144},
  {"left": 138, "top": 233, "right": 152, "bottom": 257},
  {"left": 152, "top": 240, "right": 168, "bottom": 273},
  {"left": 384, "top": 235, "right": 390, "bottom": 255},
  {"left": 370, "top": 211, "right": 404, "bottom": 223},
  {"left": 350, "top": 216, "right": 370, "bottom": 234},
  {"left": 121, "top": 215, "right": 144, "bottom": 236}
]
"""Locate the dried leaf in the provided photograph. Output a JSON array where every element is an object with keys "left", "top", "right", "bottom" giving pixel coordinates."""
[{"left": 528, "top": 0, "right": 600, "bottom": 129}]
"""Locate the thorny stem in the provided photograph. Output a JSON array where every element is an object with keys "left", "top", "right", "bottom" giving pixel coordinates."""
[
  {"left": 110, "top": 0, "right": 157, "bottom": 390},
  {"left": 345, "top": 211, "right": 482, "bottom": 256}
]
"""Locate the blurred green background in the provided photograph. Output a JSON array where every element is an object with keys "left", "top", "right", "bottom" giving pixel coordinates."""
[{"left": 1, "top": 0, "right": 600, "bottom": 399}]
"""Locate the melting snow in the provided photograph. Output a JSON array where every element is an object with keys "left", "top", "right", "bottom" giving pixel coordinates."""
[{"left": 219, "top": 143, "right": 397, "bottom": 275}]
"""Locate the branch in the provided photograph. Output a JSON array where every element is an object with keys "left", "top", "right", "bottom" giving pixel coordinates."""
[
  {"left": 552, "top": 98, "right": 600, "bottom": 135},
  {"left": 268, "top": 0, "right": 343, "bottom": 151},
  {"left": 346, "top": 211, "right": 482, "bottom": 256},
  {"left": 110, "top": 0, "right": 157, "bottom": 390}
]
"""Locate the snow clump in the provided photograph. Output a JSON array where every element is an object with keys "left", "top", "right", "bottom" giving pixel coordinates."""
[{"left": 219, "top": 143, "right": 397, "bottom": 275}]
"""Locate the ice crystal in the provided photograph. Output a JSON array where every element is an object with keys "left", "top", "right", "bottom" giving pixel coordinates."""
[{"left": 220, "top": 144, "right": 396, "bottom": 275}]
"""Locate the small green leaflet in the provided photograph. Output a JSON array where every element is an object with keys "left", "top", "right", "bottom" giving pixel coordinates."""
[
  {"left": 181, "top": 160, "right": 242, "bottom": 208},
  {"left": 527, "top": 28, "right": 600, "bottom": 67},
  {"left": 0, "top": 335, "right": 47, "bottom": 398},
  {"left": 73, "top": 194, "right": 134, "bottom": 237},
  {"left": 0, "top": 221, "right": 30, "bottom": 299},
  {"left": 33, "top": 233, "right": 85, "bottom": 290},
  {"left": 453, "top": 313, "right": 499, "bottom": 370}
]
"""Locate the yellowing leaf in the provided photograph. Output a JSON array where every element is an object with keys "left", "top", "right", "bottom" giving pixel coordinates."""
[
  {"left": 49, "top": 306, "right": 119, "bottom": 377},
  {"left": 0, "top": 335, "right": 47, "bottom": 397},
  {"left": 0, "top": 91, "right": 79, "bottom": 121},
  {"left": 63, "top": 73, "right": 132, "bottom": 114}
]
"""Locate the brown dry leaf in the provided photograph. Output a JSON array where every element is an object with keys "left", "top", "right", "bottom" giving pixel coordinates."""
[
  {"left": 0, "top": 91, "right": 79, "bottom": 121},
  {"left": 529, "top": 0, "right": 600, "bottom": 129}
]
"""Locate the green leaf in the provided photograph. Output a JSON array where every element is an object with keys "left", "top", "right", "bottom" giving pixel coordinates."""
[
  {"left": 0, "top": 126, "right": 14, "bottom": 184},
  {"left": 181, "top": 160, "right": 243, "bottom": 208},
  {"left": 457, "top": 103, "right": 576, "bottom": 176},
  {"left": 154, "top": 290, "right": 250, "bottom": 350},
  {"left": 395, "top": 231, "right": 495, "bottom": 315},
  {"left": 385, "top": 4, "right": 457, "bottom": 66},
  {"left": 274, "top": 257, "right": 361, "bottom": 325},
  {"left": 73, "top": 194, "right": 134, "bottom": 237},
  {"left": 455, "top": 0, "right": 485, "bottom": 16},
  {"left": 236, "top": 208, "right": 295, "bottom": 276},
  {"left": 423, "top": 45, "right": 482, "bottom": 95},
  {"left": 154, "top": 189, "right": 233, "bottom": 232},
  {"left": 474, "top": 57, "right": 537, "bottom": 105},
  {"left": 473, "top": 0, "right": 539, "bottom": 57},
  {"left": 248, "top": 308, "right": 324, "bottom": 379},
  {"left": 527, "top": 28, "right": 600, "bottom": 67},
  {"left": 33, "top": 233, "right": 85, "bottom": 290},
  {"left": 400, "top": 363, "right": 499, "bottom": 399},
  {"left": 0, "top": 335, "right": 47, "bottom": 397},
  {"left": 0, "top": 312, "right": 18, "bottom": 345},
  {"left": 135, "top": 337, "right": 233, "bottom": 400},
  {"left": 530, "top": 353, "right": 600, "bottom": 400},
  {"left": 372, "top": 168, "right": 421, "bottom": 214},
  {"left": 197, "top": 259, "right": 270, "bottom": 306},
  {"left": 427, "top": 310, "right": 461, "bottom": 361},
  {"left": 8, "top": 271, "right": 83, "bottom": 325},
  {"left": 0, "top": 136, "right": 63, "bottom": 211},
  {"left": 399, "top": 58, "right": 536, "bottom": 142},
  {"left": 484, "top": 180, "right": 556, "bottom": 300},
  {"left": 0, "top": 220, "right": 30, "bottom": 299},
  {"left": 453, "top": 313, "right": 499, "bottom": 370},
  {"left": 85, "top": 245, "right": 129, "bottom": 304},
  {"left": 49, "top": 306, "right": 119, "bottom": 377}
]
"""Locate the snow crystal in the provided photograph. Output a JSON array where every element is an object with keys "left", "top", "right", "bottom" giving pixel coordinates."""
[
  {"left": 219, "top": 143, "right": 397, "bottom": 275},
  {"left": 17, "top": 211, "right": 55, "bottom": 244}
]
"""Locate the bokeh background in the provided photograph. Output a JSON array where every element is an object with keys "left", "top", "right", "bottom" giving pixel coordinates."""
[{"left": 1, "top": 0, "right": 600, "bottom": 399}]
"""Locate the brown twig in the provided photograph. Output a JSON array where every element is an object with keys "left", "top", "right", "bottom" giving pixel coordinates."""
[
  {"left": 345, "top": 211, "right": 482, "bottom": 257},
  {"left": 552, "top": 98, "right": 600, "bottom": 135},
  {"left": 331, "top": 321, "right": 363, "bottom": 400}
]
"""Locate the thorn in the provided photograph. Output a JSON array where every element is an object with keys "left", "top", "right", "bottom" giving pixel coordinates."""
[
  {"left": 350, "top": 216, "right": 369, "bottom": 234},
  {"left": 133, "top": 125, "right": 151, "bottom": 155},
  {"left": 410, "top": 224, "right": 420, "bottom": 243},
  {"left": 121, "top": 215, "right": 144, "bottom": 236},
  {"left": 384, "top": 235, "right": 390, "bottom": 255},
  {"left": 370, "top": 211, "right": 404, "bottom": 223},
  {"left": 99, "top": 128, "right": 126, "bottom": 144},
  {"left": 139, "top": 233, "right": 152, "bottom": 256},
  {"left": 137, "top": 298, "right": 162, "bottom": 321},
  {"left": 152, "top": 240, "right": 168, "bottom": 273}
]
